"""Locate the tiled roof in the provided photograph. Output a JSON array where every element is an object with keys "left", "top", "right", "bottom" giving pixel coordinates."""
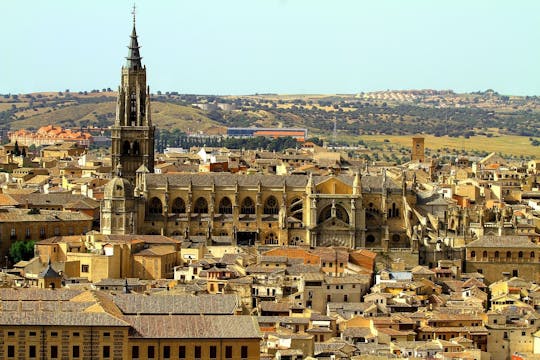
[
  {"left": 466, "top": 235, "right": 540, "bottom": 248},
  {"left": 0, "top": 288, "right": 82, "bottom": 301},
  {"left": 112, "top": 293, "right": 239, "bottom": 315},
  {"left": 0, "top": 311, "right": 128, "bottom": 327},
  {"left": 0, "top": 208, "right": 92, "bottom": 222},
  {"left": 143, "top": 173, "right": 394, "bottom": 193},
  {"left": 127, "top": 315, "right": 261, "bottom": 339}
]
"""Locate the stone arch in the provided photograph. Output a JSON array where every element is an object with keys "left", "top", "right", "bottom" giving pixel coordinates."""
[
  {"left": 263, "top": 195, "right": 279, "bottom": 215},
  {"left": 171, "top": 197, "right": 186, "bottom": 214},
  {"left": 318, "top": 204, "right": 349, "bottom": 224},
  {"left": 218, "top": 197, "right": 232, "bottom": 214},
  {"left": 194, "top": 197, "right": 208, "bottom": 214},
  {"left": 149, "top": 197, "right": 163, "bottom": 215},
  {"left": 240, "top": 197, "right": 255, "bottom": 215}
]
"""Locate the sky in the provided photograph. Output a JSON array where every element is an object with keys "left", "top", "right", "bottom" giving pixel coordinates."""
[{"left": 1, "top": 0, "right": 539, "bottom": 95}]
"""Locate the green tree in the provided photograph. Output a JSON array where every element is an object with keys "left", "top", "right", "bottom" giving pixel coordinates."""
[
  {"left": 9, "top": 240, "right": 36, "bottom": 263},
  {"left": 13, "top": 141, "right": 20, "bottom": 156}
]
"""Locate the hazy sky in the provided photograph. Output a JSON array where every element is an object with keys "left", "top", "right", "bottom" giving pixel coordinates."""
[{"left": 1, "top": 0, "right": 539, "bottom": 95}]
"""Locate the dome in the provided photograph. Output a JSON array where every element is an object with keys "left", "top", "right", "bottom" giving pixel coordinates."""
[{"left": 104, "top": 176, "right": 134, "bottom": 199}]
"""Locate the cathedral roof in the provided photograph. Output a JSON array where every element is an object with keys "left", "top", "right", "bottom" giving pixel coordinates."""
[
  {"left": 143, "top": 173, "right": 400, "bottom": 193},
  {"left": 104, "top": 176, "right": 134, "bottom": 199}
]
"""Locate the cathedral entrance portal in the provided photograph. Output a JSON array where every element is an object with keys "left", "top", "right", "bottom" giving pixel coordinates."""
[{"left": 237, "top": 231, "right": 258, "bottom": 246}]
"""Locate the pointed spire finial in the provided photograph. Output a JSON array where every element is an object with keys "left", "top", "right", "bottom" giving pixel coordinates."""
[
  {"left": 132, "top": 3, "right": 136, "bottom": 26},
  {"left": 125, "top": 4, "right": 142, "bottom": 70}
]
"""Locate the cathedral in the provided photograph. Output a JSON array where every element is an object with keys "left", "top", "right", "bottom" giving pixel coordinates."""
[{"left": 100, "top": 18, "right": 417, "bottom": 251}]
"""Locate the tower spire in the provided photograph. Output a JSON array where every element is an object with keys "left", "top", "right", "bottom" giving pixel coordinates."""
[{"left": 126, "top": 4, "right": 142, "bottom": 70}]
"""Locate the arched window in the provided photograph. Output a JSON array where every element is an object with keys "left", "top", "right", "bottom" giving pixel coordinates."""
[
  {"left": 389, "top": 203, "right": 400, "bottom": 218},
  {"left": 132, "top": 141, "right": 140, "bottom": 155},
  {"left": 482, "top": 251, "right": 487, "bottom": 259},
  {"left": 263, "top": 196, "right": 279, "bottom": 215},
  {"left": 240, "top": 197, "right": 255, "bottom": 215},
  {"left": 290, "top": 198, "right": 303, "bottom": 221},
  {"left": 265, "top": 232, "right": 278, "bottom": 245},
  {"left": 218, "top": 197, "right": 232, "bottom": 214},
  {"left": 366, "top": 235, "right": 376, "bottom": 244},
  {"left": 506, "top": 251, "right": 512, "bottom": 259},
  {"left": 531, "top": 252, "right": 536, "bottom": 259},
  {"left": 519, "top": 251, "right": 523, "bottom": 258},
  {"left": 171, "top": 198, "right": 185, "bottom": 214},
  {"left": 122, "top": 140, "right": 130, "bottom": 155},
  {"left": 149, "top": 197, "right": 163, "bottom": 215},
  {"left": 318, "top": 205, "right": 350, "bottom": 224},
  {"left": 470, "top": 251, "right": 476, "bottom": 258},
  {"left": 495, "top": 251, "right": 499, "bottom": 259},
  {"left": 194, "top": 197, "right": 208, "bottom": 214}
]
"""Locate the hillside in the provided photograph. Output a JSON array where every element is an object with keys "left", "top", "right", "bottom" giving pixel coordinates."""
[{"left": 0, "top": 89, "right": 539, "bottom": 157}]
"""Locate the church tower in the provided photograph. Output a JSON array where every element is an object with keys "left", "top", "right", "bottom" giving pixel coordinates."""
[{"left": 111, "top": 10, "right": 155, "bottom": 182}]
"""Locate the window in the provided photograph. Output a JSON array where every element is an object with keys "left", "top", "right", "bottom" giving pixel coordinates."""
[
  {"left": 225, "top": 346, "right": 233, "bottom": 359},
  {"left": 103, "top": 345, "right": 110, "bottom": 358},
  {"left": 531, "top": 252, "right": 536, "bottom": 259},
  {"left": 210, "top": 345, "right": 217, "bottom": 359},
  {"left": 482, "top": 251, "right": 487, "bottom": 258},
  {"left": 132, "top": 346, "right": 139, "bottom": 359},
  {"left": 195, "top": 346, "right": 202, "bottom": 359},
  {"left": 519, "top": 251, "right": 524, "bottom": 258},
  {"left": 163, "top": 346, "right": 170, "bottom": 359},
  {"left": 495, "top": 251, "right": 499, "bottom": 259},
  {"left": 470, "top": 251, "right": 476, "bottom": 258},
  {"left": 219, "top": 197, "right": 233, "bottom": 214},
  {"left": 103, "top": 332, "right": 110, "bottom": 337},
  {"left": 72, "top": 332, "right": 79, "bottom": 337},
  {"left": 50, "top": 331, "right": 58, "bottom": 337},
  {"left": 29, "top": 345, "right": 36, "bottom": 358},
  {"left": 29, "top": 331, "right": 37, "bottom": 336},
  {"left": 171, "top": 198, "right": 186, "bottom": 214},
  {"left": 81, "top": 264, "right": 89, "bottom": 273},
  {"left": 240, "top": 197, "right": 255, "bottom": 215},
  {"left": 263, "top": 196, "right": 279, "bottom": 215},
  {"left": 513, "top": 269, "right": 519, "bottom": 277},
  {"left": 51, "top": 345, "right": 58, "bottom": 359},
  {"left": 73, "top": 345, "right": 80, "bottom": 358},
  {"left": 7, "top": 331, "right": 15, "bottom": 336},
  {"left": 178, "top": 346, "right": 186, "bottom": 359},
  {"left": 149, "top": 197, "right": 163, "bottom": 215},
  {"left": 241, "top": 345, "right": 248, "bottom": 359},
  {"left": 194, "top": 197, "right": 208, "bottom": 214},
  {"left": 54, "top": 227, "right": 60, "bottom": 236},
  {"left": 147, "top": 345, "right": 155, "bottom": 359},
  {"left": 8, "top": 345, "right": 15, "bottom": 358},
  {"left": 507, "top": 251, "right": 512, "bottom": 259}
]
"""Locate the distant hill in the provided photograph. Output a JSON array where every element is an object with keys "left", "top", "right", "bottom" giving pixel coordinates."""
[{"left": 0, "top": 89, "right": 539, "bottom": 141}]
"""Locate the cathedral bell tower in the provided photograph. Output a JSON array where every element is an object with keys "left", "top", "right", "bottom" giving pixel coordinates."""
[{"left": 111, "top": 9, "right": 155, "bottom": 183}]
